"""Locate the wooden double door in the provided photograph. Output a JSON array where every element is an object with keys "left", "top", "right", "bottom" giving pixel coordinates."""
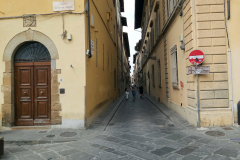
[{"left": 14, "top": 62, "right": 51, "bottom": 126}]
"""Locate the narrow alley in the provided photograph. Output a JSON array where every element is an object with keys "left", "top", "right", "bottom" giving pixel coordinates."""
[{"left": 2, "top": 93, "right": 240, "bottom": 160}]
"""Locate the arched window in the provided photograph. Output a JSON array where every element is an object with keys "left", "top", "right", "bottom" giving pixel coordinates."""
[{"left": 14, "top": 42, "right": 51, "bottom": 62}]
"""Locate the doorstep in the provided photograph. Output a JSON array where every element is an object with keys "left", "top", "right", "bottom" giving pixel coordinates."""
[{"left": 11, "top": 126, "right": 51, "bottom": 130}]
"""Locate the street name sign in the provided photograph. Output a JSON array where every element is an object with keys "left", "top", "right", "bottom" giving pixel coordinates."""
[
  {"left": 188, "top": 66, "right": 210, "bottom": 75},
  {"left": 188, "top": 50, "right": 205, "bottom": 65},
  {"left": 53, "top": 1, "right": 75, "bottom": 11}
]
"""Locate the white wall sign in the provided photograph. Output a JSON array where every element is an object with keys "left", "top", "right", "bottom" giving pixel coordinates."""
[{"left": 53, "top": 1, "right": 75, "bottom": 11}]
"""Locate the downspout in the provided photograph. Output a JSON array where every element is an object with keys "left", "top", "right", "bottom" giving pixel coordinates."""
[
  {"left": 224, "top": 0, "right": 234, "bottom": 126},
  {"left": 115, "top": 0, "right": 119, "bottom": 95},
  {"left": 87, "top": 0, "right": 92, "bottom": 58}
]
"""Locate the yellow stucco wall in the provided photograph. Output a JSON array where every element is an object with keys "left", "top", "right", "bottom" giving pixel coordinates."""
[
  {"left": 85, "top": 0, "right": 119, "bottom": 127},
  {"left": 0, "top": 0, "right": 87, "bottom": 128},
  {"left": 227, "top": 0, "right": 240, "bottom": 122},
  {"left": 0, "top": 0, "right": 85, "bottom": 16}
]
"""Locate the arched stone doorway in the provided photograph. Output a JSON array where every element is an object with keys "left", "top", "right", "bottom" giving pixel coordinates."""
[
  {"left": 2, "top": 29, "right": 61, "bottom": 127},
  {"left": 14, "top": 42, "right": 51, "bottom": 126}
]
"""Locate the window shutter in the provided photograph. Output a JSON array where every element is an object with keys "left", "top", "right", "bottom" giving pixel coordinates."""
[
  {"left": 158, "top": 60, "right": 161, "bottom": 87},
  {"left": 152, "top": 65, "right": 155, "bottom": 87},
  {"left": 158, "top": 11, "right": 160, "bottom": 37},
  {"left": 171, "top": 45, "right": 178, "bottom": 87},
  {"left": 96, "top": 39, "right": 98, "bottom": 67}
]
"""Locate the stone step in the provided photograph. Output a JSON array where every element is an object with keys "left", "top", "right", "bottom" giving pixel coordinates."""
[{"left": 11, "top": 126, "right": 51, "bottom": 130}]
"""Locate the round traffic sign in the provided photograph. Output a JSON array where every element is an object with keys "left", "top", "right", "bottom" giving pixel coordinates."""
[{"left": 188, "top": 50, "right": 205, "bottom": 65}]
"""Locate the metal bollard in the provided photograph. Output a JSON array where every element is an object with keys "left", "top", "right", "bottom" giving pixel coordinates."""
[{"left": 238, "top": 101, "right": 240, "bottom": 125}]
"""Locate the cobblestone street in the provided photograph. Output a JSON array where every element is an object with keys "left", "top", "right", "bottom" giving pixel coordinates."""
[{"left": 2, "top": 93, "right": 240, "bottom": 160}]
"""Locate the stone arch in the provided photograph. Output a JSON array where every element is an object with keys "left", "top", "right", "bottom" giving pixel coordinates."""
[
  {"left": 2, "top": 29, "right": 62, "bottom": 127},
  {"left": 3, "top": 29, "right": 59, "bottom": 62}
]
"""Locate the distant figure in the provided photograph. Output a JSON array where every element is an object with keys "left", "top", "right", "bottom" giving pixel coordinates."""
[
  {"left": 125, "top": 88, "right": 129, "bottom": 100},
  {"left": 132, "top": 87, "right": 136, "bottom": 101},
  {"left": 139, "top": 85, "right": 143, "bottom": 98}
]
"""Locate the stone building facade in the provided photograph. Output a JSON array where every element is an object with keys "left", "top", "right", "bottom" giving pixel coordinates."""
[{"left": 134, "top": 0, "right": 237, "bottom": 127}]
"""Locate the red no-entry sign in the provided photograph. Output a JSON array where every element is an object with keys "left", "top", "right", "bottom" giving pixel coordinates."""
[{"left": 188, "top": 50, "right": 205, "bottom": 65}]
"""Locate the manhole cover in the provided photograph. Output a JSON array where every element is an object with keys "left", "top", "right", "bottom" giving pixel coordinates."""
[
  {"left": 222, "top": 127, "right": 234, "bottom": 131},
  {"left": 168, "top": 124, "right": 175, "bottom": 127},
  {"left": 60, "top": 132, "right": 77, "bottom": 137},
  {"left": 39, "top": 131, "right": 47, "bottom": 133},
  {"left": 46, "top": 135, "right": 55, "bottom": 138},
  {"left": 205, "top": 131, "right": 225, "bottom": 137}
]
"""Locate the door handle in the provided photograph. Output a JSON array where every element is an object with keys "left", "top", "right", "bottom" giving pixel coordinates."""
[
  {"left": 40, "top": 91, "right": 44, "bottom": 94},
  {"left": 24, "top": 92, "right": 27, "bottom": 95}
]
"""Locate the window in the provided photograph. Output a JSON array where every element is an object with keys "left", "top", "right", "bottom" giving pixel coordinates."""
[
  {"left": 151, "top": 28, "right": 154, "bottom": 49},
  {"left": 158, "top": 60, "right": 161, "bottom": 87},
  {"left": 113, "top": 0, "right": 115, "bottom": 7},
  {"left": 96, "top": 39, "right": 98, "bottom": 67},
  {"left": 114, "top": 68, "right": 116, "bottom": 89},
  {"left": 114, "top": 25, "right": 115, "bottom": 43},
  {"left": 108, "top": 52, "right": 109, "bottom": 70},
  {"left": 170, "top": 45, "right": 178, "bottom": 87},
  {"left": 155, "top": 10, "right": 160, "bottom": 40},
  {"left": 152, "top": 65, "right": 155, "bottom": 87},
  {"left": 167, "top": 0, "right": 176, "bottom": 18},
  {"left": 144, "top": 73, "right": 146, "bottom": 86},
  {"left": 103, "top": 44, "right": 104, "bottom": 71}
]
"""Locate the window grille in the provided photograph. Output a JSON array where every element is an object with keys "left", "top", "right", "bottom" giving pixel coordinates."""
[
  {"left": 170, "top": 45, "right": 178, "bottom": 87},
  {"left": 14, "top": 42, "right": 51, "bottom": 62}
]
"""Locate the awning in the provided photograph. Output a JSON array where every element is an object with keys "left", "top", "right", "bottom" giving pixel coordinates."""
[
  {"left": 120, "top": 0, "right": 125, "bottom": 12},
  {"left": 123, "top": 32, "right": 130, "bottom": 57},
  {"left": 134, "top": 0, "right": 144, "bottom": 29},
  {"left": 121, "top": 17, "right": 128, "bottom": 26}
]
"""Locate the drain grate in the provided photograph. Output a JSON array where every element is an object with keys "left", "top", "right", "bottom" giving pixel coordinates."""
[
  {"left": 222, "top": 127, "right": 234, "bottom": 131},
  {"left": 39, "top": 131, "right": 47, "bottom": 133},
  {"left": 46, "top": 135, "right": 55, "bottom": 138},
  {"left": 205, "top": 131, "right": 225, "bottom": 137},
  {"left": 60, "top": 132, "right": 77, "bottom": 137}
]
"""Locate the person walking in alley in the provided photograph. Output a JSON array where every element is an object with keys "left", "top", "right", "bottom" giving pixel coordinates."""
[
  {"left": 139, "top": 85, "right": 143, "bottom": 98},
  {"left": 132, "top": 87, "right": 136, "bottom": 101},
  {"left": 125, "top": 88, "right": 129, "bottom": 100}
]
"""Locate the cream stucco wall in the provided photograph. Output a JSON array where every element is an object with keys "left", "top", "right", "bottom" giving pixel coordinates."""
[{"left": 0, "top": 13, "right": 86, "bottom": 128}]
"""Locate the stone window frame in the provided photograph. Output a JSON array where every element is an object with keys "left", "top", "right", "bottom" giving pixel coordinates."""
[
  {"left": 170, "top": 44, "right": 179, "bottom": 88},
  {"left": 2, "top": 29, "right": 61, "bottom": 127}
]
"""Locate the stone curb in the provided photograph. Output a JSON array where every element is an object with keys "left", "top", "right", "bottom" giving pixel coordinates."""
[{"left": 143, "top": 93, "right": 181, "bottom": 125}]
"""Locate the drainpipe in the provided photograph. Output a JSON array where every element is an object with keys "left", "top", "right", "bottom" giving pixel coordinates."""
[
  {"left": 224, "top": 0, "right": 234, "bottom": 126},
  {"left": 87, "top": 0, "right": 92, "bottom": 58}
]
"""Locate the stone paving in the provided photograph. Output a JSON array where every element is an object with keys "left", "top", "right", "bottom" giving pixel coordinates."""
[{"left": 1, "top": 93, "right": 240, "bottom": 160}]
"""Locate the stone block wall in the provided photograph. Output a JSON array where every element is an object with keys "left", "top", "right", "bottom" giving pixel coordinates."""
[{"left": 195, "top": 0, "right": 229, "bottom": 109}]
